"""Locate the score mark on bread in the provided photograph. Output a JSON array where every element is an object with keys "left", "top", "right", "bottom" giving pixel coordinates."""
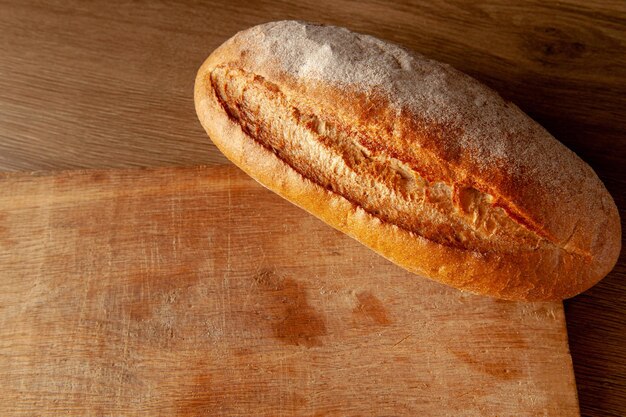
[
  {"left": 195, "top": 21, "right": 621, "bottom": 301},
  {"left": 210, "top": 66, "right": 542, "bottom": 254}
]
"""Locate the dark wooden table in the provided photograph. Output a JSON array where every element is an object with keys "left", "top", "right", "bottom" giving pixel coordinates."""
[{"left": 0, "top": 1, "right": 624, "bottom": 415}]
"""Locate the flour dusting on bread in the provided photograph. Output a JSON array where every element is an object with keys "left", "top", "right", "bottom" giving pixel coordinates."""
[{"left": 247, "top": 21, "right": 530, "bottom": 171}]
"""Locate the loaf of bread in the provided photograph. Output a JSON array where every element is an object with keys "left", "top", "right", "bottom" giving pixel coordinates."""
[{"left": 194, "top": 21, "right": 621, "bottom": 301}]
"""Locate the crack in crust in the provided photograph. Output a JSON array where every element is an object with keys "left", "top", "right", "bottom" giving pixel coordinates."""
[{"left": 210, "top": 66, "right": 549, "bottom": 254}]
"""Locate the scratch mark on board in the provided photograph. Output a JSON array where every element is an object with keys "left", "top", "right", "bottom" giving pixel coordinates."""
[{"left": 392, "top": 334, "right": 412, "bottom": 348}]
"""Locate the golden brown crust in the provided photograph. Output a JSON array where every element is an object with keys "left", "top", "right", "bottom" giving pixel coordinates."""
[{"left": 194, "top": 21, "right": 621, "bottom": 301}]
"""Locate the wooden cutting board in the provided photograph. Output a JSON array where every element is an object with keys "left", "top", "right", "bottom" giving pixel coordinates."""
[{"left": 0, "top": 165, "right": 579, "bottom": 416}]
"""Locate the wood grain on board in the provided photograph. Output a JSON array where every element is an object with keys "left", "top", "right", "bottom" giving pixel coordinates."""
[
  {"left": 0, "top": 1, "right": 624, "bottom": 416},
  {"left": 0, "top": 166, "right": 578, "bottom": 416}
]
